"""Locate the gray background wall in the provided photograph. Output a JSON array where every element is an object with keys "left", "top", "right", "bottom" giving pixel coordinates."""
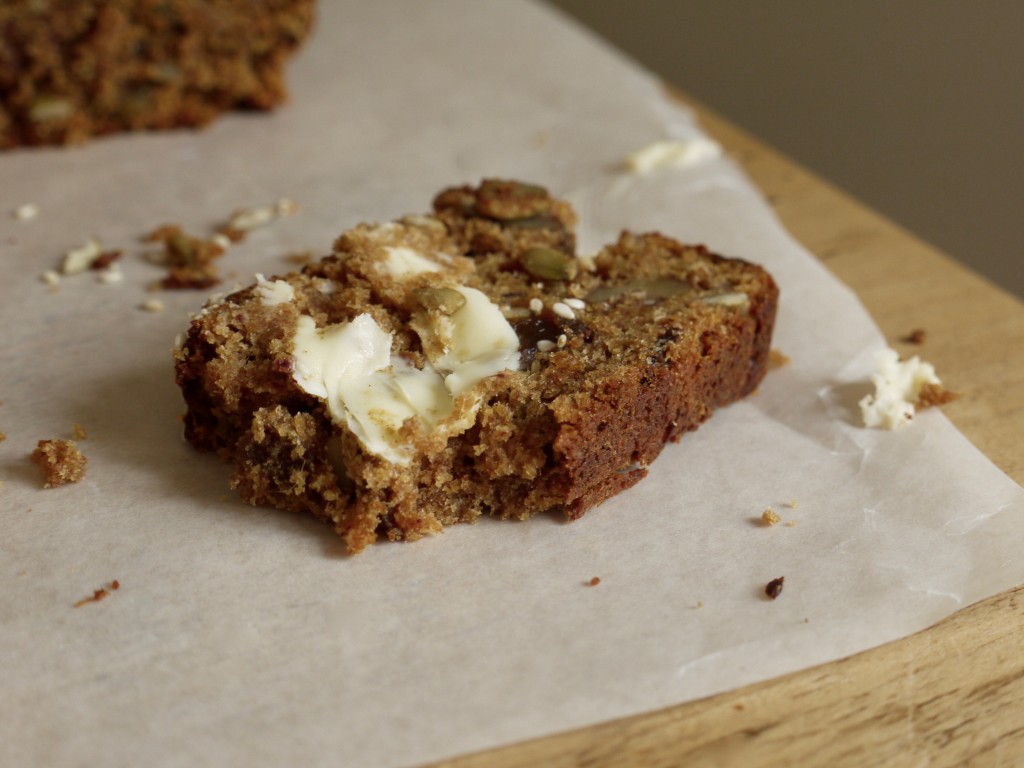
[{"left": 547, "top": 0, "right": 1023, "bottom": 299}]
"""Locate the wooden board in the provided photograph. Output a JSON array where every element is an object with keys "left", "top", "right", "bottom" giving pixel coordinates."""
[{"left": 432, "top": 92, "right": 1024, "bottom": 768}]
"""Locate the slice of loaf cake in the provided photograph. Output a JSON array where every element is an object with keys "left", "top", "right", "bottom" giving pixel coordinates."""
[
  {"left": 0, "top": 0, "right": 314, "bottom": 148},
  {"left": 175, "top": 180, "right": 778, "bottom": 553}
]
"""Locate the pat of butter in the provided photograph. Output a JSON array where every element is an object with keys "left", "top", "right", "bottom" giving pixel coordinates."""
[
  {"left": 626, "top": 138, "right": 722, "bottom": 174},
  {"left": 291, "top": 287, "right": 520, "bottom": 463},
  {"left": 859, "top": 348, "right": 941, "bottom": 430},
  {"left": 431, "top": 286, "right": 521, "bottom": 397},
  {"left": 255, "top": 273, "right": 295, "bottom": 306},
  {"left": 383, "top": 245, "right": 443, "bottom": 277}
]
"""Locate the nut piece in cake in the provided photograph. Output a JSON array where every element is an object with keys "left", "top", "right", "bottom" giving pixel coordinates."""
[{"left": 175, "top": 179, "right": 778, "bottom": 553}]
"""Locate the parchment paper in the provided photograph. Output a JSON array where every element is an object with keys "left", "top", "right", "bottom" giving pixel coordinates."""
[{"left": 1, "top": 2, "right": 1022, "bottom": 766}]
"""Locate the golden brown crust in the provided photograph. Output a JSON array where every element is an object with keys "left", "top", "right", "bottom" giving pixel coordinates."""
[
  {"left": 175, "top": 180, "right": 779, "bottom": 552},
  {"left": 0, "top": 0, "right": 314, "bottom": 148}
]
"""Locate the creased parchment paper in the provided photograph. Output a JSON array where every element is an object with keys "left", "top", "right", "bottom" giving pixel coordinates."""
[{"left": 1, "top": 2, "right": 1022, "bottom": 766}]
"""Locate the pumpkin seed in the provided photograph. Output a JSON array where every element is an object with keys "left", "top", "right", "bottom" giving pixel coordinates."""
[
  {"left": 522, "top": 247, "right": 578, "bottom": 281},
  {"left": 415, "top": 286, "right": 466, "bottom": 315}
]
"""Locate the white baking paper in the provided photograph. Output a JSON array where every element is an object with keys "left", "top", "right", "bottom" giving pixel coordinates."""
[{"left": 1, "top": 2, "right": 1022, "bottom": 766}]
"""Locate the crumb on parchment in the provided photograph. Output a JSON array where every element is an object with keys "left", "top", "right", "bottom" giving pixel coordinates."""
[
  {"left": 74, "top": 580, "right": 120, "bottom": 608},
  {"left": 768, "top": 349, "right": 790, "bottom": 370},
  {"left": 762, "top": 508, "right": 781, "bottom": 526},
  {"left": 765, "top": 577, "right": 785, "bottom": 600},
  {"left": 144, "top": 225, "right": 225, "bottom": 289},
  {"left": 31, "top": 438, "right": 87, "bottom": 488}
]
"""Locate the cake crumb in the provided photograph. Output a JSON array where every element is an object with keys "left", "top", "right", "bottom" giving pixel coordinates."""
[
  {"left": 786, "top": 498, "right": 799, "bottom": 510},
  {"left": 0, "top": 429, "right": 6, "bottom": 441},
  {"left": 765, "top": 577, "right": 785, "bottom": 600},
  {"left": 587, "top": 576, "right": 601, "bottom": 587},
  {"left": 144, "top": 225, "right": 225, "bottom": 289},
  {"left": 31, "top": 438, "right": 87, "bottom": 488},
  {"left": 694, "top": 600, "right": 704, "bottom": 610},
  {"left": 784, "top": 519, "right": 798, "bottom": 528},
  {"left": 768, "top": 349, "right": 790, "bottom": 370},
  {"left": 903, "top": 328, "right": 927, "bottom": 345},
  {"left": 284, "top": 250, "right": 316, "bottom": 265},
  {"left": 917, "top": 382, "right": 959, "bottom": 409},
  {"left": 761, "top": 508, "right": 781, "bottom": 526},
  {"left": 90, "top": 249, "right": 123, "bottom": 271},
  {"left": 72, "top": 423, "right": 88, "bottom": 440},
  {"left": 74, "top": 579, "right": 120, "bottom": 608}
]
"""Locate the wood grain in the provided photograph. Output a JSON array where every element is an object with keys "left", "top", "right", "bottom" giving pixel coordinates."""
[{"left": 431, "top": 93, "right": 1024, "bottom": 768}]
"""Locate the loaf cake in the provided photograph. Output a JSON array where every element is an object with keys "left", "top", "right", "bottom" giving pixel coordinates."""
[
  {"left": 175, "top": 180, "right": 778, "bottom": 553},
  {"left": 0, "top": 0, "right": 314, "bottom": 149}
]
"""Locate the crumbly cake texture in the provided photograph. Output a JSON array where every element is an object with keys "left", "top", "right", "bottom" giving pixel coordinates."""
[
  {"left": 0, "top": 0, "right": 314, "bottom": 149},
  {"left": 175, "top": 180, "right": 779, "bottom": 553},
  {"left": 32, "top": 438, "right": 87, "bottom": 488}
]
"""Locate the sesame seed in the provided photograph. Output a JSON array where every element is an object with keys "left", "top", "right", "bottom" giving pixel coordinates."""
[
  {"left": 536, "top": 340, "right": 556, "bottom": 352},
  {"left": 276, "top": 198, "right": 298, "bottom": 216},
  {"left": 564, "top": 297, "right": 585, "bottom": 310},
  {"left": 557, "top": 334, "right": 567, "bottom": 348},
  {"left": 62, "top": 238, "right": 103, "bottom": 275},
  {"left": 14, "top": 203, "right": 39, "bottom": 221},
  {"left": 98, "top": 268, "right": 124, "bottom": 284},
  {"left": 529, "top": 298, "right": 543, "bottom": 314},
  {"left": 552, "top": 302, "right": 575, "bottom": 320},
  {"left": 40, "top": 269, "right": 60, "bottom": 287},
  {"left": 211, "top": 233, "right": 232, "bottom": 250},
  {"left": 228, "top": 205, "right": 275, "bottom": 231},
  {"left": 140, "top": 299, "right": 165, "bottom": 313}
]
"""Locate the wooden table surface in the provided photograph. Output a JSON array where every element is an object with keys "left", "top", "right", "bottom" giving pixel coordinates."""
[{"left": 434, "top": 93, "right": 1024, "bottom": 767}]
